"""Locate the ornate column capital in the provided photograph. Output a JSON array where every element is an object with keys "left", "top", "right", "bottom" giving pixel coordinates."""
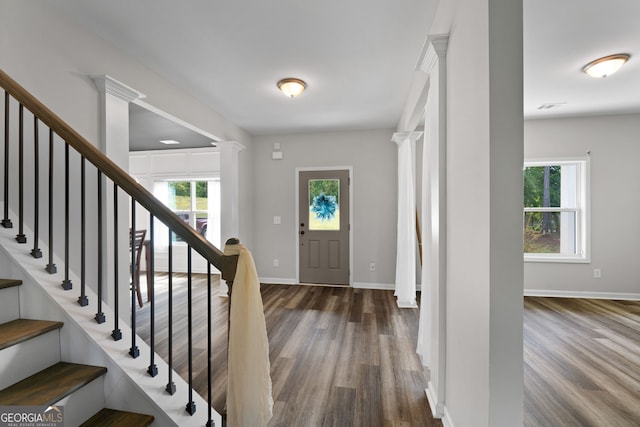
[
  {"left": 418, "top": 34, "right": 449, "bottom": 75},
  {"left": 392, "top": 131, "right": 423, "bottom": 145},
  {"left": 217, "top": 140, "right": 246, "bottom": 153},
  {"left": 92, "top": 75, "right": 146, "bottom": 102}
]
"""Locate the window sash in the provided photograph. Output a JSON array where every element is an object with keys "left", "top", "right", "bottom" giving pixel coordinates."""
[
  {"left": 523, "top": 158, "right": 588, "bottom": 262},
  {"left": 524, "top": 207, "right": 578, "bottom": 213}
]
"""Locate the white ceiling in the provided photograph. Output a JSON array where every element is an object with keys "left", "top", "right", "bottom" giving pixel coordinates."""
[
  {"left": 524, "top": 0, "right": 640, "bottom": 120},
  {"left": 50, "top": 0, "right": 640, "bottom": 144}
]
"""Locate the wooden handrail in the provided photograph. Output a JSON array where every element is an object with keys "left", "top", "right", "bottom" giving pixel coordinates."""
[{"left": 0, "top": 69, "right": 229, "bottom": 273}]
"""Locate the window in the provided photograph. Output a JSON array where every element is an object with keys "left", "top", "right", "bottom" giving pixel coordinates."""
[
  {"left": 308, "top": 178, "right": 340, "bottom": 231},
  {"left": 523, "top": 158, "right": 589, "bottom": 262},
  {"left": 153, "top": 179, "right": 220, "bottom": 247},
  {"left": 166, "top": 181, "right": 208, "bottom": 241}
]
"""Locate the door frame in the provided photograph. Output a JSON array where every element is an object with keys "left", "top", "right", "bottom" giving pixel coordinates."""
[{"left": 295, "top": 166, "right": 353, "bottom": 286}]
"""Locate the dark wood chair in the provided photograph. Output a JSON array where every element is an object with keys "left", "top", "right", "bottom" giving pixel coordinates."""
[{"left": 130, "top": 229, "right": 147, "bottom": 308}]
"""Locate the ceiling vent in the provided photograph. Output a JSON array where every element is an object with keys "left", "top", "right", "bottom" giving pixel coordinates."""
[{"left": 537, "top": 102, "right": 567, "bottom": 110}]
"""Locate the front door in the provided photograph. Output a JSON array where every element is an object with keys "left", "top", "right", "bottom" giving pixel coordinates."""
[{"left": 298, "top": 169, "right": 350, "bottom": 285}]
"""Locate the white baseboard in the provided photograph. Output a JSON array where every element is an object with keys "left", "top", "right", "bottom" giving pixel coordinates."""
[
  {"left": 442, "top": 406, "right": 455, "bottom": 427},
  {"left": 525, "top": 289, "right": 640, "bottom": 301},
  {"left": 425, "top": 385, "right": 444, "bottom": 419},
  {"left": 258, "top": 279, "right": 425, "bottom": 292},
  {"left": 352, "top": 282, "right": 394, "bottom": 290},
  {"left": 397, "top": 299, "right": 418, "bottom": 308},
  {"left": 354, "top": 282, "right": 423, "bottom": 291},
  {"left": 258, "top": 277, "right": 298, "bottom": 285}
]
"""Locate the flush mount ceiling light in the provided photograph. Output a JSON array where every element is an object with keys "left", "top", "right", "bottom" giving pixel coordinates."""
[
  {"left": 277, "top": 78, "right": 307, "bottom": 98},
  {"left": 160, "top": 139, "right": 180, "bottom": 145},
  {"left": 583, "top": 54, "right": 630, "bottom": 78}
]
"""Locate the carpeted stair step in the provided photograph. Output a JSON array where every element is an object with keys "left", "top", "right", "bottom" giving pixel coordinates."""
[
  {"left": 0, "top": 318, "right": 63, "bottom": 350},
  {"left": 0, "top": 361, "right": 107, "bottom": 406},
  {"left": 80, "top": 408, "right": 154, "bottom": 427}
]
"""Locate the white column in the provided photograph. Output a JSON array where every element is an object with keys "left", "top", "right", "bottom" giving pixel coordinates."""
[
  {"left": 93, "top": 75, "right": 145, "bottom": 319},
  {"left": 218, "top": 140, "right": 245, "bottom": 295},
  {"left": 392, "top": 131, "right": 422, "bottom": 308},
  {"left": 416, "top": 34, "right": 448, "bottom": 418}
]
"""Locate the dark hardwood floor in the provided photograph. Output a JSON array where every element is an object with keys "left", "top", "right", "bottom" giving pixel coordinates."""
[
  {"left": 136, "top": 275, "right": 640, "bottom": 426},
  {"left": 136, "top": 273, "right": 441, "bottom": 427},
  {"left": 524, "top": 297, "right": 640, "bottom": 427}
]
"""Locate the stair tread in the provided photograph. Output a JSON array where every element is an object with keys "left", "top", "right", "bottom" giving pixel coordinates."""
[
  {"left": 0, "top": 278, "right": 22, "bottom": 290},
  {"left": 80, "top": 408, "right": 154, "bottom": 427},
  {"left": 0, "top": 318, "right": 64, "bottom": 350},
  {"left": 0, "top": 361, "right": 107, "bottom": 406}
]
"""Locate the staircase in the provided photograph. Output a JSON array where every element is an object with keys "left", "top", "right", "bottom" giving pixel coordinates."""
[
  {"left": 0, "top": 69, "right": 239, "bottom": 426},
  {"left": 0, "top": 278, "right": 153, "bottom": 426}
]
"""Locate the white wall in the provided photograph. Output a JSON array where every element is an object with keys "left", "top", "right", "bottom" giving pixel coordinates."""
[
  {"left": 524, "top": 113, "right": 640, "bottom": 298},
  {"left": 427, "top": 0, "right": 524, "bottom": 425},
  {"left": 252, "top": 129, "right": 397, "bottom": 287}
]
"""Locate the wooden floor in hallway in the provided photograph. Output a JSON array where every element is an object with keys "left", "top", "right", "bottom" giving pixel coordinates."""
[{"left": 136, "top": 273, "right": 441, "bottom": 427}]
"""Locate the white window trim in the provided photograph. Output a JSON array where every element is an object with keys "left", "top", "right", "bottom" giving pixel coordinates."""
[
  {"left": 524, "top": 157, "right": 590, "bottom": 263},
  {"left": 154, "top": 176, "right": 221, "bottom": 248}
]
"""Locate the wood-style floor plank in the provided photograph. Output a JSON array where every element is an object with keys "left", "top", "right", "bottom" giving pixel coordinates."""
[
  {"left": 137, "top": 277, "right": 640, "bottom": 426},
  {"left": 136, "top": 273, "right": 440, "bottom": 427},
  {"left": 524, "top": 297, "right": 640, "bottom": 427}
]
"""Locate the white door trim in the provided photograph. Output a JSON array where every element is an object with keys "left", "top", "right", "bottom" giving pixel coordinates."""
[{"left": 295, "top": 166, "right": 353, "bottom": 286}]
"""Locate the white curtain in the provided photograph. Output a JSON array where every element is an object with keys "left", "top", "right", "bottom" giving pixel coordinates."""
[
  {"left": 394, "top": 135, "right": 417, "bottom": 308},
  {"left": 416, "top": 128, "right": 430, "bottom": 364}
]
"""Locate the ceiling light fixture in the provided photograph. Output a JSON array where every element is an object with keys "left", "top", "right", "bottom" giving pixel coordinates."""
[
  {"left": 277, "top": 78, "right": 307, "bottom": 98},
  {"left": 583, "top": 54, "right": 630, "bottom": 78},
  {"left": 160, "top": 139, "right": 180, "bottom": 145}
]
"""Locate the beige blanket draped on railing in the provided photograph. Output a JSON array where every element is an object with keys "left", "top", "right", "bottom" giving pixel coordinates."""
[{"left": 224, "top": 243, "right": 273, "bottom": 427}]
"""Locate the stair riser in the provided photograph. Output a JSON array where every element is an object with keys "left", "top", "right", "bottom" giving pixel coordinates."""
[
  {"left": 0, "top": 286, "right": 20, "bottom": 324},
  {"left": 56, "top": 376, "right": 105, "bottom": 427},
  {"left": 0, "top": 330, "right": 61, "bottom": 390}
]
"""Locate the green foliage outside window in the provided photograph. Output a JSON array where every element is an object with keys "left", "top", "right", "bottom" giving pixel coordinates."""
[
  {"left": 309, "top": 179, "right": 339, "bottom": 205},
  {"left": 524, "top": 166, "right": 560, "bottom": 208},
  {"left": 524, "top": 165, "right": 561, "bottom": 253}
]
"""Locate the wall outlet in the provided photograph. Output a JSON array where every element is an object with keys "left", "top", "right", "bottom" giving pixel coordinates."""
[
  {"left": 369, "top": 262, "right": 375, "bottom": 271},
  {"left": 273, "top": 259, "right": 279, "bottom": 268},
  {"left": 593, "top": 268, "right": 601, "bottom": 279}
]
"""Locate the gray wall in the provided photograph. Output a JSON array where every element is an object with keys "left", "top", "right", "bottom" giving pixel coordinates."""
[
  {"left": 524, "top": 113, "right": 640, "bottom": 298},
  {"left": 251, "top": 129, "right": 397, "bottom": 286}
]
